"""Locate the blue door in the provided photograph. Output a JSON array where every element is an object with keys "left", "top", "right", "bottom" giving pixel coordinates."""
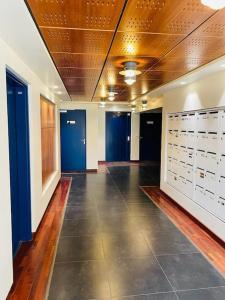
[
  {"left": 60, "top": 110, "right": 86, "bottom": 171},
  {"left": 106, "top": 112, "right": 131, "bottom": 162},
  {"left": 6, "top": 71, "right": 32, "bottom": 256}
]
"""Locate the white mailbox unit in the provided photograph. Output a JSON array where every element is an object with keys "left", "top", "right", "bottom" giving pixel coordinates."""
[{"left": 166, "top": 109, "right": 225, "bottom": 223}]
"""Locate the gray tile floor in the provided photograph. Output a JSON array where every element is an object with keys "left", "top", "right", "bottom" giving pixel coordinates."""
[{"left": 48, "top": 165, "right": 225, "bottom": 300}]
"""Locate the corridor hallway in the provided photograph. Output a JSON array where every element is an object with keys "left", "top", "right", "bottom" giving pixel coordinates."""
[{"left": 48, "top": 164, "right": 225, "bottom": 300}]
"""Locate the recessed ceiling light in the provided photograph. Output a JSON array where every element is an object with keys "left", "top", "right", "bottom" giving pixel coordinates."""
[
  {"left": 56, "top": 91, "right": 63, "bottom": 95},
  {"left": 180, "top": 81, "right": 186, "bottom": 85},
  {"left": 52, "top": 85, "right": 59, "bottom": 89},
  {"left": 220, "top": 63, "right": 225, "bottom": 68},
  {"left": 126, "top": 44, "right": 136, "bottom": 54},
  {"left": 201, "top": 0, "right": 225, "bottom": 10}
]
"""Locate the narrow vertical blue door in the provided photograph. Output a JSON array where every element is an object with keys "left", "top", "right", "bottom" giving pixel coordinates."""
[
  {"left": 140, "top": 113, "right": 162, "bottom": 161},
  {"left": 106, "top": 112, "right": 131, "bottom": 162},
  {"left": 60, "top": 110, "right": 86, "bottom": 171},
  {"left": 6, "top": 71, "right": 32, "bottom": 256}
]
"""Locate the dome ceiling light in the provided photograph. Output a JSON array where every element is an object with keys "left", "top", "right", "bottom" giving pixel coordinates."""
[
  {"left": 201, "top": 0, "right": 225, "bottom": 9},
  {"left": 119, "top": 61, "right": 142, "bottom": 86}
]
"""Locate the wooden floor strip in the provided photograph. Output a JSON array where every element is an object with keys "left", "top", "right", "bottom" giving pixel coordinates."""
[
  {"left": 7, "top": 177, "right": 71, "bottom": 300},
  {"left": 142, "top": 186, "right": 225, "bottom": 277}
]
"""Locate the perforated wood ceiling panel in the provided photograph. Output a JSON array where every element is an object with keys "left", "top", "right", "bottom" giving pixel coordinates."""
[
  {"left": 110, "top": 32, "right": 184, "bottom": 57},
  {"left": 40, "top": 28, "right": 113, "bottom": 54},
  {"left": 93, "top": 0, "right": 219, "bottom": 102},
  {"left": 27, "top": 0, "right": 125, "bottom": 30},
  {"left": 118, "top": 0, "right": 213, "bottom": 34},
  {"left": 26, "top": 0, "right": 225, "bottom": 102},
  {"left": 26, "top": 0, "right": 126, "bottom": 100}
]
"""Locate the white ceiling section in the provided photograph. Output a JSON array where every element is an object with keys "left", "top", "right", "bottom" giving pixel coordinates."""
[{"left": 0, "top": 0, "right": 70, "bottom": 101}]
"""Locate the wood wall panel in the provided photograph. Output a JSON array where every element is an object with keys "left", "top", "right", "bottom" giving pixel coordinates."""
[{"left": 40, "top": 96, "right": 56, "bottom": 187}]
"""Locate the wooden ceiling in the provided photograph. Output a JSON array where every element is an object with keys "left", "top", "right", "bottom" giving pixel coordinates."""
[{"left": 26, "top": 0, "right": 225, "bottom": 102}]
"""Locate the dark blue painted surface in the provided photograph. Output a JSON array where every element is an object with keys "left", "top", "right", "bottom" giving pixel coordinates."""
[
  {"left": 106, "top": 112, "right": 131, "bottom": 162},
  {"left": 60, "top": 110, "right": 86, "bottom": 171},
  {"left": 140, "top": 113, "right": 162, "bottom": 161},
  {"left": 6, "top": 71, "right": 32, "bottom": 256}
]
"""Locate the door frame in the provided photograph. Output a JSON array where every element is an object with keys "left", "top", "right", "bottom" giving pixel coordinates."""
[
  {"left": 60, "top": 109, "right": 87, "bottom": 172},
  {"left": 105, "top": 111, "right": 131, "bottom": 162},
  {"left": 6, "top": 69, "right": 32, "bottom": 256},
  {"left": 139, "top": 109, "right": 163, "bottom": 162}
]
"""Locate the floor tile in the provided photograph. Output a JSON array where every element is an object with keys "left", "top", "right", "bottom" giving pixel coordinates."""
[
  {"left": 99, "top": 216, "right": 140, "bottom": 234},
  {"left": 61, "top": 218, "right": 100, "bottom": 236},
  {"left": 134, "top": 215, "right": 179, "bottom": 236},
  {"left": 157, "top": 253, "right": 225, "bottom": 290},
  {"left": 127, "top": 203, "right": 160, "bottom": 216},
  {"left": 67, "top": 192, "right": 94, "bottom": 206},
  {"left": 98, "top": 203, "right": 129, "bottom": 217},
  {"left": 177, "top": 286, "right": 225, "bottom": 300},
  {"left": 55, "top": 236, "right": 104, "bottom": 262},
  {"left": 144, "top": 231, "right": 199, "bottom": 255},
  {"left": 113, "top": 292, "right": 177, "bottom": 299},
  {"left": 64, "top": 205, "right": 97, "bottom": 220},
  {"left": 107, "top": 257, "right": 173, "bottom": 298},
  {"left": 123, "top": 195, "right": 152, "bottom": 203},
  {"left": 48, "top": 261, "right": 111, "bottom": 300},
  {"left": 102, "top": 232, "right": 152, "bottom": 259}
]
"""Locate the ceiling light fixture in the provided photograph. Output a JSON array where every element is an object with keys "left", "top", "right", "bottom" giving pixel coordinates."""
[
  {"left": 201, "top": 0, "right": 225, "bottom": 9},
  {"left": 142, "top": 100, "right": 148, "bottom": 109},
  {"left": 119, "top": 61, "right": 142, "bottom": 86},
  {"left": 131, "top": 105, "right": 136, "bottom": 112},
  {"left": 180, "top": 81, "right": 186, "bottom": 85},
  {"left": 108, "top": 88, "right": 118, "bottom": 101},
  {"left": 100, "top": 98, "right": 106, "bottom": 108},
  {"left": 142, "top": 100, "right": 148, "bottom": 107}
]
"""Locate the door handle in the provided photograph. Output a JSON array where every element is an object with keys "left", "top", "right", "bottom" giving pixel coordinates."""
[{"left": 81, "top": 138, "right": 86, "bottom": 145}]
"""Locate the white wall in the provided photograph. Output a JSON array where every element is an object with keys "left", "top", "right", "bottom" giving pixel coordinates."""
[
  {"left": 0, "top": 37, "right": 61, "bottom": 300},
  {"left": 160, "top": 70, "right": 225, "bottom": 241},
  {"left": 131, "top": 113, "right": 140, "bottom": 161}
]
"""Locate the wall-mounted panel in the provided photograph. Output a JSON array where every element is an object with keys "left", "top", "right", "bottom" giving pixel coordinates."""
[
  {"left": 166, "top": 108, "right": 225, "bottom": 223},
  {"left": 40, "top": 96, "right": 56, "bottom": 187}
]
